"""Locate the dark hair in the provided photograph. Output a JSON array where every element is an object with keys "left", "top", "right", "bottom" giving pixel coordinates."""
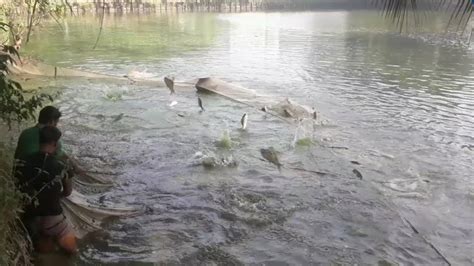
[
  {"left": 38, "top": 106, "right": 61, "bottom": 124},
  {"left": 39, "top": 126, "right": 62, "bottom": 145}
]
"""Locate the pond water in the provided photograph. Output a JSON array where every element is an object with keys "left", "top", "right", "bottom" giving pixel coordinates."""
[{"left": 22, "top": 11, "right": 473, "bottom": 265}]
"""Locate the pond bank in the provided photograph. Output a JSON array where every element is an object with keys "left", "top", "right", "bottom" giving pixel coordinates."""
[{"left": 0, "top": 126, "right": 32, "bottom": 265}]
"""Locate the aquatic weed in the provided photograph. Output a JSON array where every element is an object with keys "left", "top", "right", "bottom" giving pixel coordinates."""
[
  {"left": 105, "top": 91, "right": 123, "bottom": 102},
  {"left": 216, "top": 129, "right": 233, "bottom": 149},
  {"left": 296, "top": 137, "right": 313, "bottom": 147}
]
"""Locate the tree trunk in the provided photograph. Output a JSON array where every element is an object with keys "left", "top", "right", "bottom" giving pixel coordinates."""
[{"left": 26, "top": 0, "right": 39, "bottom": 43}]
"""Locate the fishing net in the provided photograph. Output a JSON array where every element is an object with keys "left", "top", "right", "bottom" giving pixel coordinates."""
[
  {"left": 9, "top": 61, "right": 318, "bottom": 240},
  {"left": 8, "top": 57, "right": 166, "bottom": 86},
  {"left": 62, "top": 190, "right": 141, "bottom": 239},
  {"left": 195, "top": 77, "right": 316, "bottom": 121}
]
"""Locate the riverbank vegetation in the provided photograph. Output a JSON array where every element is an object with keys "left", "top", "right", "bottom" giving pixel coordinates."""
[
  {"left": 1, "top": 9, "right": 54, "bottom": 264},
  {"left": 375, "top": 0, "right": 472, "bottom": 32}
]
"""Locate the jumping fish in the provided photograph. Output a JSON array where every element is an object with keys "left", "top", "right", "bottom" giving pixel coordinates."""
[
  {"left": 352, "top": 169, "right": 363, "bottom": 180},
  {"left": 461, "top": 144, "right": 473, "bottom": 150},
  {"left": 240, "top": 113, "right": 248, "bottom": 130},
  {"left": 164, "top": 76, "right": 175, "bottom": 94},
  {"left": 260, "top": 147, "right": 282, "bottom": 171},
  {"left": 312, "top": 108, "right": 317, "bottom": 120},
  {"left": 198, "top": 97, "right": 205, "bottom": 111},
  {"left": 112, "top": 113, "right": 124, "bottom": 122},
  {"left": 283, "top": 108, "right": 294, "bottom": 118}
]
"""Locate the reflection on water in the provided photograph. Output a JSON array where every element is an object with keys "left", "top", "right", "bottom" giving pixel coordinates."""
[{"left": 24, "top": 11, "right": 473, "bottom": 265}]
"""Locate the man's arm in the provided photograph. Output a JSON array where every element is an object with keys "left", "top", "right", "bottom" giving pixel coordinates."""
[
  {"left": 61, "top": 176, "right": 73, "bottom": 197},
  {"left": 53, "top": 158, "right": 74, "bottom": 197},
  {"left": 55, "top": 141, "right": 85, "bottom": 175}
]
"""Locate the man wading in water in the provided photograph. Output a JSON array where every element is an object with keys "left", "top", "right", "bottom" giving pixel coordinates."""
[
  {"left": 14, "top": 106, "right": 83, "bottom": 188},
  {"left": 14, "top": 106, "right": 83, "bottom": 254},
  {"left": 15, "top": 126, "right": 77, "bottom": 254},
  {"left": 14, "top": 106, "right": 79, "bottom": 168}
]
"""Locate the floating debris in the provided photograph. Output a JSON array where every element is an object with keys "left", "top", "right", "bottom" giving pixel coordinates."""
[
  {"left": 350, "top": 160, "right": 361, "bottom": 165},
  {"left": 287, "top": 166, "right": 329, "bottom": 176},
  {"left": 199, "top": 152, "right": 238, "bottom": 169},
  {"left": 378, "top": 260, "right": 394, "bottom": 266},
  {"left": 202, "top": 155, "right": 239, "bottom": 169},
  {"left": 272, "top": 98, "right": 314, "bottom": 119},
  {"left": 106, "top": 91, "right": 123, "bottom": 101},
  {"left": 169, "top": 100, "right": 178, "bottom": 107},
  {"left": 328, "top": 146, "right": 349, "bottom": 150}
]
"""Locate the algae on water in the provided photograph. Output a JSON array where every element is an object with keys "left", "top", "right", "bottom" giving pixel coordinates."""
[
  {"left": 216, "top": 129, "right": 232, "bottom": 149},
  {"left": 296, "top": 137, "right": 313, "bottom": 147},
  {"left": 106, "top": 90, "right": 124, "bottom": 102}
]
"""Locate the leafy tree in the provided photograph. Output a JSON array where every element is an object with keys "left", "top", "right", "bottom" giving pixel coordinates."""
[
  {"left": 0, "top": 22, "right": 53, "bottom": 129},
  {"left": 374, "top": 0, "right": 473, "bottom": 31},
  {"left": 0, "top": 0, "right": 66, "bottom": 45},
  {"left": 0, "top": 15, "right": 54, "bottom": 266}
]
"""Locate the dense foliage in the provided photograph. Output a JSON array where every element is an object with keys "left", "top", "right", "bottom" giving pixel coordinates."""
[
  {"left": 0, "top": 45, "right": 53, "bottom": 129},
  {"left": 0, "top": 8, "right": 54, "bottom": 265},
  {"left": 374, "top": 0, "right": 473, "bottom": 31}
]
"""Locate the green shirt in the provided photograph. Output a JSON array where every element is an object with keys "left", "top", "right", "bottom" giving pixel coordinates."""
[{"left": 14, "top": 125, "right": 64, "bottom": 160}]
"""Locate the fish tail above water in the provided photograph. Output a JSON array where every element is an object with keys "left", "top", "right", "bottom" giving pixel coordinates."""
[
  {"left": 241, "top": 113, "right": 248, "bottom": 130},
  {"left": 198, "top": 97, "right": 205, "bottom": 111},
  {"left": 164, "top": 76, "right": 175, "bottom": 94}
]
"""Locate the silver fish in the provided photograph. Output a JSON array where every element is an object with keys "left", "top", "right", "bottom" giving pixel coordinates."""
[
  {"left": 198, "top": 97, "right": 205, "bottom": 111},
  {"left": 240, "top": 113, "right": 248, "bottom": 130},
  {"left": 283, "top": 108, "right": 294, "bottom": 118},
  {"left": 260, "top": 147, "right": 282, "bottom": 171},
  {"left": 164, "top": 76, "right": 175, "bottom": 94},
  {"left": 312, "top": 108, "right": 317, "bottom": 120}
]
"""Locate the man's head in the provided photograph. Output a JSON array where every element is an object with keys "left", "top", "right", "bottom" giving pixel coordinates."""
[
  {"left": 38, "top": 106, "right": 61, "bottom": 127},
  {"left": 39, "top": 126, "right": 62, "bottom": 154}
]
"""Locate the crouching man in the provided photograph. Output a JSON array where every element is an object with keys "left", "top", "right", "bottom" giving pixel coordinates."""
[{"left": 15, "top": 126, "right": 77, "bottom": 254}]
